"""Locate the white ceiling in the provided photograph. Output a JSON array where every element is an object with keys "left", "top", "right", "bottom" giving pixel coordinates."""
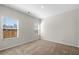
[{"left": 4, "top": 4, "right": 79, "bottom": 19}]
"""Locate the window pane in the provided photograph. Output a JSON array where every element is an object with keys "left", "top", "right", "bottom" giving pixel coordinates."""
[
  {"left": 3, "top": 16, "right": 17, "bottom": 29},
  {"left": 2, "top": 16, "right": 18, "bottom": 39}
]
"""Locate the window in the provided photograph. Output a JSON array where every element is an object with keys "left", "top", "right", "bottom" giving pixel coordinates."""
[{"left": 1, "top": 16, "right": 19, "bottom": 39}]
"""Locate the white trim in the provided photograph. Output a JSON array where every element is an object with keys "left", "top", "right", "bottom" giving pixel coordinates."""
[
  {"left": 17, "top": 20, "right": 19, "bottom": 38},
  {"left": 1, "top": 16, "right": 4, "bottom": 39}
]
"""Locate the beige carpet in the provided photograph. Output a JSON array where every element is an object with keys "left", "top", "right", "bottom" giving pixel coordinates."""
[{"left": 0, "top": 40, "right": 79, "bottom": 55}]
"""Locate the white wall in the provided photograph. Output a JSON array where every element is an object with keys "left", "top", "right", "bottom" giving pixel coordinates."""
[
  {"left": 41, "top": 9, "right": 78, "bottom": 47},
  {"left": 0, "top": 5, "right": 39, "bottom": 50},
  {"left": 77, "top": 8, "right": 79, "bottom": 47}
]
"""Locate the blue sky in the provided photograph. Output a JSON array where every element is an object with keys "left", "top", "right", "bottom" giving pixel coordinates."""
[{"left": 3, "top": 16, "right": 17, "bottom": 26}]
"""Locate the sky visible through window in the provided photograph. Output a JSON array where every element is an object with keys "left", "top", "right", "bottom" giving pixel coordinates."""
[{"left": 3, "top": 16, "right": 17, "bottom": 26}]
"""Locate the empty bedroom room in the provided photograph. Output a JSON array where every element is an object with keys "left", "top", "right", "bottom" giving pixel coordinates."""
[{"left": 0, "top": 4, "right": 79, "bottom": 55}]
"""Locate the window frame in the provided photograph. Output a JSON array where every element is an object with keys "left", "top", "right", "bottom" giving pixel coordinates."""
[{"left": 1, "top": 16, "right": 19, "bottom": 39}]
